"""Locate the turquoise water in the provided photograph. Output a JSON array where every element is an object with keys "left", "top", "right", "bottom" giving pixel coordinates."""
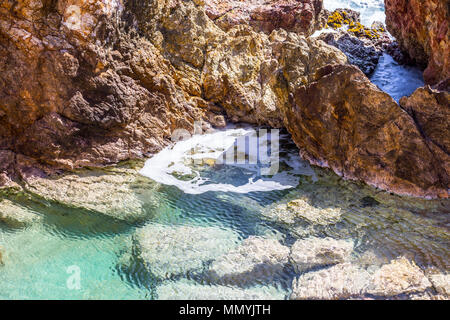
[{"left": 0, "top": 131, "right": 448, "bottom": 299}]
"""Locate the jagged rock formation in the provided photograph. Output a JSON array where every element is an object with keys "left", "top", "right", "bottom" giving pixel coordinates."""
[
  {"left": 319, "top": 30, "right": 383, "bottom": 75},
  {"left": 319, "top": 9, "right": 391, "bottom": 75},
  {"left": 0, "top": 0, "right": 448, "bottom": 198},
  {"left": 283, "top": 64, "right": 449, "bottom": 198},
  {"left": 0, "top": 0, "right": 204, "bottom": 173},
  {"left": 385, "top": 0, "right": 449, "bottom": 85},
  {"left": 204, "top": 0, "right": 325, "bottom": 35}
]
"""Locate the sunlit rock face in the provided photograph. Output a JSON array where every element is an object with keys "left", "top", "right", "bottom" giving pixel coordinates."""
[
  {"left": 0, "top": 0, "right": 448, "bottom": 198},
  {"left": 400, "top": 87, "right": 450, "bottom": 168},
  {"left": 204, "top": 0, "right": 325, "bottom": 35},
  {"left": 0, "top": 0, "right": 202, "bottom": 171},
  {"left": 385, "top": 0, "right": 449, "bottom": 85},
  {"left": 282, "top": 64, "right": 449, "bottom": 198}
]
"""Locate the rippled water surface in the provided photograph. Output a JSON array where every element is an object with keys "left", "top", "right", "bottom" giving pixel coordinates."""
[
  {"left": 370, "top": 53, "right": 424, "bottom": 102},
  {"left": 0, "top": 128, "right": 448, "bottom": 299}
]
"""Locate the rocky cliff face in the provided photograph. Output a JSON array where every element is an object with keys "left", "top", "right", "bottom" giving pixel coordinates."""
[
  {"left": 0, "top": 0, "right": 448, "bottom": 198},
  {"left": 385, "top": 0, "right": 449, "bottom": 85},
  {"left": 0, "top": 0, "right": 205, "bottom": 175},
  {"left": 283, "top": 64, "right": 449, "bottom": 198}
]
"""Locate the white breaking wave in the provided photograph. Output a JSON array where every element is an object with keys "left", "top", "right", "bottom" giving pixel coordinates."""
[{"left": 139, "top": 128, "right": 316, "bottom": 194}]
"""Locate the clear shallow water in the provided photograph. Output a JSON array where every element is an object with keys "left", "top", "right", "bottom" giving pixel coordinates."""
[
  {"left": 0, "top": 128, "right": 448, "bottom": 300},
  {"left": 370, "top": 53, "right": 424, "bottom": 102}
]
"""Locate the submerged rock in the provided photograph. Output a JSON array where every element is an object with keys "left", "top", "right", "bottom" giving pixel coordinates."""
[
  {"left": 21, "top": 166, "right": 160, "bottom": 222},
  {"left": 156, "top": 279, "right": 286, "bottom": 300},
  {"left": 385, "top": 0, "right": 449, "bottom": 85},
  {"left": 263, "top": 198, "right": 342, "bottom": 225},
  {"left": 367, "top": 257, "right": 432, "bottom": 296},
  {"left": 135, "top": 224, "right": 239, "bottom": 279},
  {"left": 427, "top": 273, "right": 450, "bottom": 296},
  {"left": 0, "top": 199, "right": 40, "bottom": 228},
  {"left": 290, "top": 237, "right": 354, "bottom": 272},
  {"left": 290, "top": 263, "right": 371, "bottom": 299},
  {"left": 208, "top": 236, "right": 290, "bottom": 285}
]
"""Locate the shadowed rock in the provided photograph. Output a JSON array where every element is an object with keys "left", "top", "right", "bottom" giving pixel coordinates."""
[
  {"left": 290, "top": 237, "right": 354, "bottom": 272},
  {"left": 135, "top": 223, "right": 240, "bottom": 279},
  {"left": 385, "top": 0, "right": 449, "bottom": 85},
  {"left": 208, "top": 236, "right": 290, "bottom": 285}
]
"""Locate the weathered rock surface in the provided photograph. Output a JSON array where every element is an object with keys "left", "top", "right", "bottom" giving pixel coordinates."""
[
  {"left": 400, "top": 86, "right": 450, "bottom": 158},
  {"left": 135, "top": 223, "right": 239, "bottom": 279},
  {"left": 0, "top": 199, "right": 40, "bottom": 228},
  {"left": 283, "top": 64, "right": 449, "bottom": 198},
  {"left": 0, "top": 0, "right": 448, "bottom": 199},
  {"left": 290, "top": 263, "right": 371, "bottom": 299},
  {"left": 367, "top": 257, "right": 432, "bottom": 296},
  {"left": 320, "top": 9, "right": 391, "bottom": 76},
  {"left": 318, "top": 31, "right": 382, "bottom": 75},
  {"left": 203, "top": 28, "right": 347, "bottom": 127},
  {"left": 156, "top": 279, "right": 286, "bottom": 300},
  {"left": 290, "top": 237, "right": 354, "bottom": 272},
  {"left": 0, "top": 0, "right": 203, "bottom": 171},
  {"left": 204, "top": 0, "right": 325, "bottom": 35},
  {"left": 208, "top": 236, "right": 290, "bottom": 285},
  {"left": 385, "top": 0, "right": 449, "bottom": 85}
]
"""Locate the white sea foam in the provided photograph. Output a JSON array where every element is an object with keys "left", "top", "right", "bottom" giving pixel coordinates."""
[{"left": 139, "top": 128, "right": 316, "bottom": 194}]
